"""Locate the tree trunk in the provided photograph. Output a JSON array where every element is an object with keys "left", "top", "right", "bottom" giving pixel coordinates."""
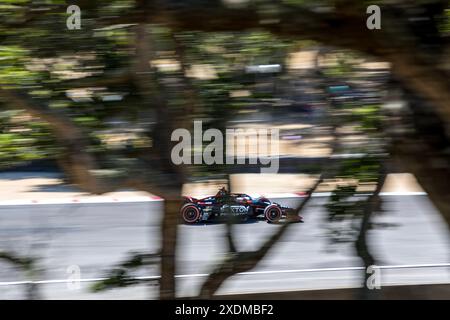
[
  {"left": 355, "top": 166, "right": 386, "bottom": 300},
  {"left": 159, "top": 198, "right": 183, "bottom": 299}
]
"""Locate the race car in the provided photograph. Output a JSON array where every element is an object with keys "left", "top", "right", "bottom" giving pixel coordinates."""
[{"left": 180, "top": 187, "right": 303, "bottom": 224}]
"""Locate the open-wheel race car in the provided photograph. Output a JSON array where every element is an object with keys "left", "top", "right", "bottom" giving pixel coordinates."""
[{"left": 180, "top": 187, "right": 303, "bottom": 224}]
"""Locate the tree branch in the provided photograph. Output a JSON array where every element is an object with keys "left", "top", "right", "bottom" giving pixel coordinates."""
[
  {"left": 0, "top": 87, "right": 183, "bottom": 197},
  {"left": 355, "top": 163, "right": 386, "bottom": 299},
  {"left": 196, "top": 177, "right": 322, "bottom": 299}
]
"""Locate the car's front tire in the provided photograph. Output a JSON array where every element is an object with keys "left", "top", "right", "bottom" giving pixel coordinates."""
[{"left": 264, "top": 204, "right": 282, "bottom": 223}]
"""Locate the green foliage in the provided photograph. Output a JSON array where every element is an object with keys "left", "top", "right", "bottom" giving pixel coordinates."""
[
  {"left": 0, "top": 2, "right": 295, "bottom": 170},
  {"left": 440, "top": 9, "right": 450, "bottom": 34},
  {"left": 0, "top": 110, "right": 58, "bottom": 168}
]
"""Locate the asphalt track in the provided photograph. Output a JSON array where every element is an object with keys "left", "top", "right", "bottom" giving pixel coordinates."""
[{"left": 0, "top": 195, "right": 449, "bottom": 299}]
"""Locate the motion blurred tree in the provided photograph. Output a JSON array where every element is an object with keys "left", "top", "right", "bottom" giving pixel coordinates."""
[{"left": 0, "top": 0, "right": 448, "bottom": 299}]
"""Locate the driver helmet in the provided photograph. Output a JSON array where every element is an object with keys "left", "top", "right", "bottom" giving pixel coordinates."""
[{"left": 216, "top": 187, "right": 229, "bottom": 197}]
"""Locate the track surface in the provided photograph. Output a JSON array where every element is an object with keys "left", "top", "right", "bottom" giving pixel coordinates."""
[{"left": 0, "top": 195, "right": 449, "bottom": 299}]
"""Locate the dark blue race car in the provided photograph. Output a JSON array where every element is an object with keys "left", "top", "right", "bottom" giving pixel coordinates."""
[{"left": 180, "top": 188, "right": 303, "bottom": 224}]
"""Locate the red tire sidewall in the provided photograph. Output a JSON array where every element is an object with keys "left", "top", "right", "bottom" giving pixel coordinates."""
[
  {"left": 181, "top": 204, "right": 201, "bottom": 223},
  {"left": 264, "top": 204, "right": 282, "bottom": 222}
]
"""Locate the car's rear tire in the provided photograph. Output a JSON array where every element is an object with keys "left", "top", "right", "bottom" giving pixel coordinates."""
[
  {"left": 264, "top": 204, "right": 282, "bottom": 223},
  {"left": 181, "top": 204, "right": 201, "bottom": 224}
]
